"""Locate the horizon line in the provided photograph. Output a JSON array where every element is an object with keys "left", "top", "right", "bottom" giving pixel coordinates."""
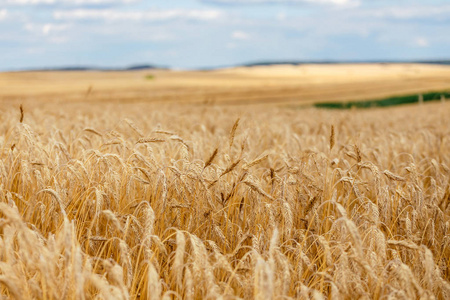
[{"left": 3, "top": 59, "right": 450, "bottom": 72}]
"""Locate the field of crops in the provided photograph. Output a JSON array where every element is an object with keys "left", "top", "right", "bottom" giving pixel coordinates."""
[
  {"left": 2, "top": 64, "right": 450, "bottom": 106},
  {"left": 0, "top": 97, "right": 449, "bottom": 299},
  {"left": 1, "top": 64, "right": 450, "bottom": 299}
]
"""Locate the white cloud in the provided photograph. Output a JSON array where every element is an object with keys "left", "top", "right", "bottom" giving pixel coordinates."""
[
  {"left": 276, "top": 12, "right": 286, "bottom": 21},
  {"left": 202, "top": 0, "right": 359, "bottom": 6},
  {"left": 367, "top": 5, "right": 450, "bottom": 20},
  {"left": 2, "top": 0, "right": 138, "bottom": 5},
  {"left": 24, "top": 22, "right": 69, "bottom": 35},
  {"left": 414, "top": 37, "right": 429, "bottom": 48},
  {"left": 53, "top": 9, "right": 223, "bottom": 21},
  {"left": 0, "top": 9, "right": 7, "bottom": 20},
  {"left": 232, "top": 30, "right": 249, "bottom": 40}
]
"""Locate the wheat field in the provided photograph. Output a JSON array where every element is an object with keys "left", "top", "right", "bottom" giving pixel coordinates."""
[
  {"left": 2, "top": 64, "right": 450, "bottom": 105},
  {"left": 1, "top": 66, "right": 450, "bottom": 299}
]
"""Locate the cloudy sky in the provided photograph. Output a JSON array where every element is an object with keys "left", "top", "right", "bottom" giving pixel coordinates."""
[{"left": 0, "top": 0, "right": 449, "bottom": 70}]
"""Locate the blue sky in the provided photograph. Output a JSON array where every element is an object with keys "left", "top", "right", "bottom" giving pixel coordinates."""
[{"left": 0, "top": 0, "right": 449, "bottom": 70}]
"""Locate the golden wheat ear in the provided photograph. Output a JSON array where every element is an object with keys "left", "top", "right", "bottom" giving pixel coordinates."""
[{"left": 20, "top": 104, "right": 24, "bottom": 123}]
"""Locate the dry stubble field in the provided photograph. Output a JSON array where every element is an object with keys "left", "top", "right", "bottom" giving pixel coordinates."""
[{"left": 0, "top": 64, "right": 450, "bottom": 299}]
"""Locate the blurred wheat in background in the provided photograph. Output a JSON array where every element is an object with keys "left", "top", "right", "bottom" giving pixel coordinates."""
[{"left": 0, "top": 100, "right": 449, "bottom": 299}]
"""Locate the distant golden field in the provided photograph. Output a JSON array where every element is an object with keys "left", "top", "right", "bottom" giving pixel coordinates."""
[
  {"left": 2, "top": 63, "right": 450, "bottom": 105},
  {"left": 0, "top": 65, "right": 449, "bottom": 299}
]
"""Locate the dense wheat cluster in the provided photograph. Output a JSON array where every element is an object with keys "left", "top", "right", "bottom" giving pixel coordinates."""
[{"left": 0, "top": 101, "right": 449, "bottom": 299}]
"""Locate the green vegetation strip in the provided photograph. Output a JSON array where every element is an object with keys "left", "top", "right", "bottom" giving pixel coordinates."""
[{"left": 314, "top": 91, "right": 450, "bottom": 109}]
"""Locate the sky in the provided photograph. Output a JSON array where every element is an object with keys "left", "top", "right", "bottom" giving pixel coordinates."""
[{"left": 0, "top": 0, "right": 449, "bottom": 70}]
